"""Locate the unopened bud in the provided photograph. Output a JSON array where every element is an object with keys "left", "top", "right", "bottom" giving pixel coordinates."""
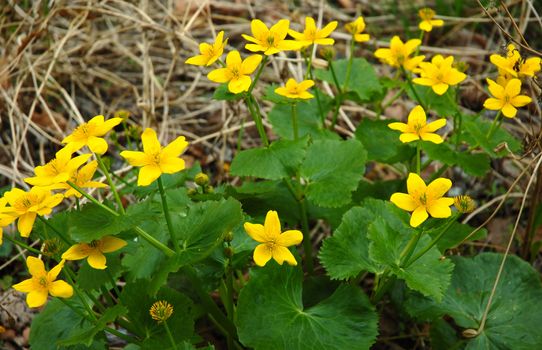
[
  {"left": 224, "top": 231, "right": 234, "bottom": 242},
  {"left": 224, "top": 246, "right": 234, "bottom": 257},
  {"left": 204, "top": 185, "right": 214, "bottom": 193},
  {"left": 319, "top": 47, "right": 335, "bottom": 61},
  {"left": 43, "top": 238, "right": 63, "bottom": 257},
  {"left": 187, "top": 188, "right": 197, "bottom": 196},
  {"left": 195, "top": 173, "right": 209, "bottom": 186},
  {"left": 462, "top": 328, "right": 478, "bottom": 338}
]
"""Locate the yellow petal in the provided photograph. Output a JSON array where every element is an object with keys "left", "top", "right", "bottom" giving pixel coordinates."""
[
  {"left": 141, "top": 128, "right": 161, "bottom": 155},
  {"left": 18, "top": 212, "right": 37, "bottom": 238},
  {"left": 87, "top": 252, "right": 107, "bottom": 269},
  {"left": 407, "top": 173, "right": 427, "bottom": 196},
  {"left": 511, "top": 95, "right": 532, "bottom": 107},
  {"left": 250, "top": 19, "right": 269, "bottom": 39},
  {"left": 186, "top": 55, "right": 210, "bottom": 66},
  {"left": 314, "top": 38, "right": 334, "bottom": 46},
  {"left": 419, "top": 21, "right": 432, "bottom": 32},
  {"left": 432, "top": 83, "right": 449, "bottom": 95},
  {"left": 297, "top": 79, "right": 315, "bottom": 91},
  {"left": 407, "top": 105, "right": 427, "bottom": 127},
  {"left": 241, "top": 55, "right": 263, "bottom": 75},
  {"left": 354, "top": 33, "right": 370, "bottom": 42},
  {"left": 47, "top": 260, "right": 65, "bottom": 281},
  {"left": 431, "top": 19, "right": 444, "bottom": 27},
  {"left": 501, "top": 103, "right": 517, "bottom": 118},
  {"left": 48, "top": 280, "right": 73, "bottom": 298},
  {"left": 87, "top": 136, "right": 108, "bottom": 155},
  {"left": 96, "top": 117, "right": 122, "bottom": 135},
  {"left": 62, "top": 244, "right": 89, "bottom": 260},
  {"left": 427, "top": 198, "right": 453, "bottom": 218},
  {"left": 276, "top": 230, "right": 303, "bottom": 247},
  {"left": 12, "top": 278, "right": 35, "bottom": 293},
  {"left": 410, "top": 206, "right": 429, "bottom": 227},
  {"left": 120, "top": 150, "right": 149, "bottom": 167},
  {"left": 228, "top": 75, "right": 251, "bottom": 94},
  {"left": 253, "top": 244, "right": 272, "bottom": 266},
  {"left": 226, "top": 50, "right": 242, "bottom": 67},
  {"left": 162, "top": 136, "right": 188, "bottom": 158},
  {"left": 423, "top": 118, "right": 446, "bottom": 132},
  {"left": 390, "top": 193, "right": 418, "bottom": 212},
  {"left": 138, "top": 165, "right": 162, "bottom": 186},
  {"left": 272, "top": 246, "right": 297, "bottom": 266},
  {"left": 486, "top": 78, "right": 505, "bottom": 100},
  {"left": 159, "top": 157, "right": 185, "bottom": 174},
  {"left": 420, "top": 132, "right": 444, "bottom": 144},
  {"left": 445, "top": 69, "right": 466, "bottom": 85},
  {"left": 245, "top": 43, "right": 267, "bottom": 53},
  {"left": 483, "top": 98, "right": 504, "bottom": 111},
  {"left": 426, "top": 178, "right": 452, "bottom": 200},
  {"left": 504, "top": 78, "right": 521, "bottom": 97},
  {"left": 412, "top": 77, "right": 434, "bottom": 87},
  {"left": 270, "top": 19, "right": 290, "bottom": 40},
  {"left": 319, "top": 21, "right": 338, "bottom": 38},
  {"left": 100, "top": 236, "right": 127, "bottom": 253},
  {"left": 404, "top": 39, "right": 421, "bottom": 55},
  {"left": 244, "top": 222, "right": 268, "bottom": 243},
  {"left": 399, "top": 133, "right": 420, "bottom": 143},
  {"left": 264, "top": 210, "right": 281, "bottom": 239},
  {"left": 27, "top": 290, "right": 48, "bottom": 308},
  {"left": 208, "top": 68, "right": 232, "bottom": 83},
  {"left": 388, "top": 122, "right": 408, "bottom": 132}
]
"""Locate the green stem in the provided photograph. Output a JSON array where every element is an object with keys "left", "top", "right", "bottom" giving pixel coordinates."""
[
  {"left": 416, "top": 141, "right": 421, "bottom": 175},
  {"left": 106, "top": 268, "right": 121, "bottom": 297},
  {"left": 248, "top": 55, "right": 268, "bottom": 94},
  {"left": 401, "top": 67, "right": 426, "bottom": 110},
  {"left": 328, "top": 59, "right": 343, "bottom": 130},
  {"left": 304, "top": 44, "right": 314, "bottom": 80},
  {"left": 4, "top": 235, "right": 41, "bottom": 254},
  {"left": 486, "top": 111, "right": 502, "bottom": 139},
  {"left": 75, "top": 197, "right": 80, "bottom": 211},
  {"left": 291, "top": 103, "right": 299, "bottom": 140},
  {"left": 299, "top": 198, "right": 314, "bottom": 275},
  {"left": 245, "top": 95, "right": 269, "bottom": 147},
  {"left": 343, "top": 38, "right": 356, "bottom": 90},
  {"left": 399, "top": 230, "right": 423, "bottom": 267},
  {"left": 163, "top": 320, "right": 178, "bottom": 350},
  {"left": 404, "top": 216, "right": 457, "bottom": 269},
  {"left": 67, "top": 181, "right": 175, "bottom": 257},
  {"left": 157, "top": 177, "right": 180, "bottom": 252},
  {"left": 224, "top": 252, "right": 235, "bottom": 350},
  {"left": 63, "top": 268, "right": 98, "bottom": 321},
  {"left": 446, "top": 90, "right": 462, "bottom": 149},
  {"left": 37, "top": 216, "right": 71, "bottom": 245},
  {"left": 95, "top": 154, "right": 125, "bottom": 214}
]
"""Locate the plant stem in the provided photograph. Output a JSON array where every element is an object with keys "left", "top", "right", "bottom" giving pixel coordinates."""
[
  {"left": 3, "top": 235, "right": 42, "bottom": 255},
  {"left": 245, "top": 95, "right": 269, "bottom": 147},
  {"left": 416, "top": 140, "right": 421, "bottom": 175},
  {"left": 157, "top": 177, "right": 180, "bottom": 252},
  {"left": 401, "top": 67, "right": 426, "bottom": 110},
  {"left": 299, "top": 198, "right": 314, "bottom": 275},
  {"left": 67, "top": 181, "right": 118, "bottom": 216},
  {"left": 486, "top": 111, "right": 502, "bottom": 139},
  {"left": 343, "top": 38, "right": 356, "bottom": 90},
  {"left": 63, "top": 267, "right": 98, "bottom": 321},
  {"left": 163, "top": 320, "right": 178, "bottom": 350},
  {"left": 224, "top": 251, "right": 235, "bottom": 349},
  {"left": 37, "top": 216, "right": 71, "bottom": 245},
  {"left": 95, "top": 154, "right": 125, "bottom": 214},
  {"left": 328, "top": 59, "right": 343, "bottom": 130},
  {"left": 291, "top": 103, "right": 299, "bottom": 140},
  {"left": 304, "top": 44, "right": 314, "bottom": 80},
  {"left": 248, "top": 55, "right": 268, "bottom": 94}
]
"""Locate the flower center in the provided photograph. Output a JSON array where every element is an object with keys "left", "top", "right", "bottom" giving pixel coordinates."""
[
  {"left": 89, "top": 240, "right": 100, "bottom": 248},
  {"left": 231, "top": 67, "right": 241, "bottom": 79},
  {"left": 39, "top": 276, "right": 48, "bottom": 287},
  {"left": 206, "top": 47, "right": 215, "bottom": 57},
  {"left": 266, "top": 35, "right": 275, "bottom": 47},
  {"left": 306, "top": 29, "right": 316, "bottom": 40},
  {"left": 419, "top": 192, "right": 427, "bottom": 205}
]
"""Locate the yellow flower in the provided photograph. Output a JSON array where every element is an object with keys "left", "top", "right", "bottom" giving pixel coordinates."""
[
  {"left": 418, "top": 8, "right": 444, "bottom": 32},
  {"left": 12, "top": 257, "right": 73, "bottom": 308},
  {"left": 120, "top": 128, "right": 188, "bottom": 186},
  {"left": 412, "top": 55, "right": 467, "bottom": 95},
  {"left": 207, "top": 50, "right": 262, "bottom": 94},
  {"left": 3, "top": 187, "right": 63, "bottom": 237},
  {"left": 150, "top": 300, "right": 174, "bottom": 323},
  {"left": 288, "top": 17, "right": 337, "bottom": 47},
  {"left": 483, "top": 78, "right": 532, "bottom": 118},
  {"left": 374, "top": 36, "right": 425, "bottom": 72},
  {"left": 24, "top": 147, "right": 91, "bottom": 188},
  {"left": 186, "top": 31, "right": 228, "bottom": 66},
  {"left": 390, "top": 173, "right": 454, "bottom": 227},
  {"left": 0, "top": 198, "right": 17, "bottom": 245},
  {"left": 388, "top": 105, "right": 446, "bottom": 144},
  {"left": 53, "top": 160, "right": 107, "bottom": 198},
  {"left": 345, "top": 16, "right": 370, "bottom": 43},
  {"left": 62, "top": 115, "right": 122, "bottom": 155},
  {"left": 62, "top": 236, "right": 127, "bottom": 269},
  {"left": 275, "top": 78, "right": 314, "bottom": 99},
  {"left": 490, "top": 44, "right": 541, "bottom": 79},
  {"left": 244, "top": 210, "right": 303, "bottom": 267},
  {"left": 242, "top": 19, "right": 301, "bottom": 55}
]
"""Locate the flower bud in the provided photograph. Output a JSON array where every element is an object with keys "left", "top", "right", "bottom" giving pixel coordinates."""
[
  {"left": 204, "top": 185, "right": 214, "bottom": 193},
  {"left": 224, "top": 246, "right": 234, "bottom": 257},
  {"left": 224, "top": 231, "right": 234, "bottom": 242},
  {"left": 454, "top": 195, "right": 476, "bottom": 214},
  {"left": 195, "top": 173, "right": 209, "bottom": 186},
  {"left": 319, "top": 47, "right": 335, "bottom": 61}
]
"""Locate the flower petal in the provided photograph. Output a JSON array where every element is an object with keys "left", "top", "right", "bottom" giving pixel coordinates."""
[
  {"left": 427, "top": 178, "right": 452, "bottom": 200},
  {"left": 264, "top": 210, "right": 281, "bottom": 239},
  {"left": 410, "top": 206, "right": 429, "bottom": 227},
  {"left": 276, "top": 230, "right": 303, "bottom": 247},
  {"left": 427, "top": 198, "right": 454, "bottom": 218},
  {"left": 18, "top": 212, "right": 37, "bottom": 238},
  {"left": 504, "top": 78, "right": 521, "bottom": 97},
  {"left": 27, "top": 290, "right": 48, "bottom": 308},
  {"left": 244, "top": 223, "right": 268, "bottom": 243},
  {"left": 390, "top": 193, "right": 418, "bottom": 212},
  {"left": 511, "top": 95, "right": 532, "bottom": 107},
  {"left": 423, "top": 118, "right": 446, "bottom": 132},
  {"left": 399, "top": 133, "right": 420, "bottom": 143},
  {"left": 241, "top": 55, "right": 263, "bottom": 75},
  {"left": 272, "top": 246, "right": 297, "bottom": 266},
  {"left": 407, "top": 173, "right": 427, "bottom": 196},
  {"left": 141, "top": 128, "right": 161, "bottom": 155},
  {"left": 12, "top": 278, "right": 35, "bottom": 293},
  {"left": 137, "top": 165, "right": 162, "bottom": 186},
  {"left": 87, "top": 252, "right": 107, "bottom": 269},
  {"left": 62, "top": 244, "right": 89, "bottom": 260},
  {"left": 185, "top": 54, "right": 209, "bottom": 66},
  {"left": 407, "top": 105, "right": 427, "bottom": 127},
  {"left": 420, "top": 132, "right": 444, "bottom": 144},
  {"left": 388, "top": 122, "right": 408, "bottom": 132},
  {"left": 120, "top": 150, "right": 148, "bottom": 167},
  {"left": 228, "top": 75, "right": 251, "bottom": 94},
  {"left": 483, "top": 98, "right": 504, "bottom": 111},
  {"left": 319, "top": 21, "right": 338, "bottom": 38},
  {"left": 87, "top": 136, "right": 108, "bottom": 155},
  {"left": 160, "top": 157, "right": 185, "bottom": 174},
  {"left": 49, "top": 280, "right": 73, "bottom": 298},
  {"left": 250, "top": 19, "right": 269, "bottom": 39},
  {"left": 501, "top": 103, "right": 517, "bottom": 118},
  {"left": 100, "top": 236, "right": 127, "bottom": 253},
  {"left": 47, "top": 260, "right": 65, "bottom": 281},
  {"left": 162, "top": 136, "right": 188, "bottom": 158},
  {"left": 432, "top": 83, "right": 449, "bottom": 95},
  {"left": 253, "top": 244, "right": 272, "bottom": 267},
  {"left": 486, "top": 78, "right": 505, "bottom": 99},
  {"left": 208, "top": 68, "right": 231, "bottom": 83},
  {"left": 226, "top": 50, "right": 242, "bottom": 67}
]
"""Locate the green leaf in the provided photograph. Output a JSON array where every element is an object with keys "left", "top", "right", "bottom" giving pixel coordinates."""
[
  {"left": 422, "top": 142, "right": 490, "bottom": 177},
  {"left": 149, "top": 198, "right": 243, "bottom": 295},
  {"left": 426, "top": 221, "right": 487, "bottom": 252},
  {"left": 230, "top": 137, "right": 309, "bottom": 180},
  {"left": 236, "top": 264, "right": 378, "bottom": 350},
  {"left": 404, "top": 253, "right": 542, "bottom": 349},
  {"left": 268, "top": 93, "right": 338, "bottom": 140},
  {"left": 77, "top": 255, "right": 122, "bottom": 291},
  {"left": 355, "top": 119, "right": 414, "bottom": 163},
  {"left": 262, "top": 84, "right": 293, "bottom": 104},
  {"left": 212, "top": 84, "right": 243, "bottom": 101},
  {"left": 59, "top": 305, "right": 127, "bottom": 347},
  {"left": 29, "top": 299, "right": 105, "bottom": 350},
  {"left": 314, "top": 58, "right": 383, "bottom": 102},
  {"left": 462, "top": 116, "right": 522, "bottom": 157},
  {"left": 300, "top": 139, "right": 367, "bottom": 208},
  {"left": 406, "top": 85, "right": 457, "bottom": 116},
  {"left": 68, "top": 204, "right": 134, "bottom": 242},
  {"left": 132, "top": 164, "right": 201, "bottom": 198},
  {"left": 368, "top": 218, "right": 454, "bottom": 302}
]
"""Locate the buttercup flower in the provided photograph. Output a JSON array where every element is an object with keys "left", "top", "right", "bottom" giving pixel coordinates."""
[
  {"left": 186, "top": 31, "right": 228, "bottom": 66},
  {"left": 0, "top": 198, "right": 17, "bottom": 245},
  {"left": 413, "top": 55, "right": 467, "bottom": 95},
  {"left": 12, "top": 257, "right": 73, "bottom": 308},
  {"left": 62, "top": 115, "right": 122, "bottom": 154},
  {"left": 244, "top": 210, "right": 303, "bottom": 267},
  {"left": 150, "top": 300, "right": 173, "bottom": 323},
  {"left": 62, "top": 236, "right": 127, "bottom": 269},
  {"left": 388, "top": 105, "right": 446, "bottom": 144},
  {"left": 374, "top": 36, "right": 425, "bottom": 72},
  {"left": 390, "top": 173, "right": 454, "bottom": 227},
  {"left": 483, "top": 78, "right": 531, "bottom": 118},
  {"left": 275, "top": 78, "right": 314, "bottom": 99},
  {"left": 120, "top": 128, "right": 188, "bottom": 186},
  {"left": 345, "top": 16, "right": 370, "bottom": 43},
  {"left": 3, "top": 187, "right": 63, "bottom": 237},
  {"left": 288, "top": 17, "right": 337, "bottom": 47},
  {"left": 418, "top": 8, "right": 444, "bottom": 32},
  {"left": 242, "top": 19, "right": 301, "bottom": 55},
  {"left": 24, "top": 147, "right": 91, "bottom": 188},
  {"left": 490, "top": 44, "right": 541, "bottom": 79},
  {"left": 55, "top": 160, "right": 107, "bottom": 198},
  {"left": 207, "top": 51, "right": 262, "bottom": 94}
]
